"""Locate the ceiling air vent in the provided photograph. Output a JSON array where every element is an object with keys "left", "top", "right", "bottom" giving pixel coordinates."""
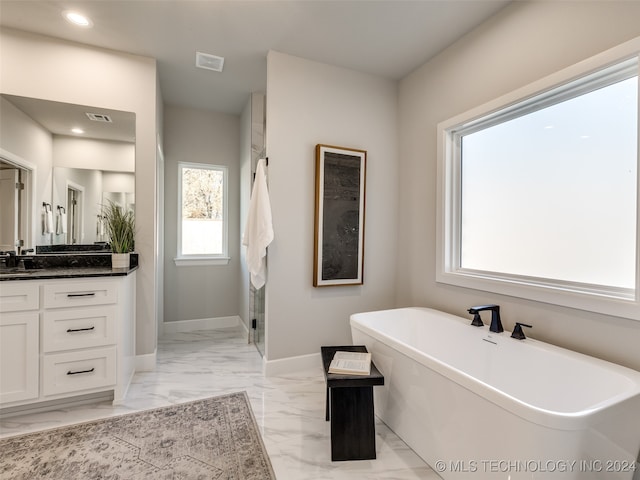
[
  {"left": 86, "top": 112, "right": 113, "bottom": 123},
  {"left": 196, "top": 51, "right": 224, "bottom": 72}
]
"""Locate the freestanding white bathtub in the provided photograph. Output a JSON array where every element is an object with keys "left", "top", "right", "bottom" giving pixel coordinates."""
[{"left": 350, "top": 307, "right": 640, "bottom": 480}]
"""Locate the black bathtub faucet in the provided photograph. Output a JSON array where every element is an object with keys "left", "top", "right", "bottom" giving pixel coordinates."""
[
  {"left": 511, "top": 322, "right": 533, "bottom": 340},
  {"left": 467, "top": 304, "right": 503, "bottom": 333}
]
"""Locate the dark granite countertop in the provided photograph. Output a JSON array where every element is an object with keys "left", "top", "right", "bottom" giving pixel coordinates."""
[
  {"left": 0, "top": 265, "right": 138, "bottom": 281},
  {"left": 0, "top": 253, "right": 139, "bottom": 281}
]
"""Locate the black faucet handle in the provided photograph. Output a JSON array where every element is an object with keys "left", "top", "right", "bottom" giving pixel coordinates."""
[
  {"left": 511, "top": 322, "right": 533, "bottom": 340},
  {"left": 470, "top": 312, "right": 484, "bottom": 327},
  {"left": 468, "top": 304, "right": 499, "bottom": 313}
]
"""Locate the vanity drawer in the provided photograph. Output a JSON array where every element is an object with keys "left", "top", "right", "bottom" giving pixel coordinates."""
[
  {"left": 42, "top": 347, "right": 116, "bottom": 396},
  {"left": 43, "top": 281, "right": 117, "bottom": 309},
  {"left": 0, "top": 283, "right": 39, "bottom": 312},
  {"left": 42, "top": 306, "right": 116, "bottom": 353}
]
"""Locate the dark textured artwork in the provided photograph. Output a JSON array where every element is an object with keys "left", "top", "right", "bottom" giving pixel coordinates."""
[{"left": 321, "top": 152, "right": 361, "bottom": 281}]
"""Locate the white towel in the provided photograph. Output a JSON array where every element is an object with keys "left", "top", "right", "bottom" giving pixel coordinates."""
[
  {"left": 60, "top": 213, "right": 67, "bottom": 234},
  {"left": 43, "top": 206, "right": 53, "bottom": 234},
  {"left": 243, "top": 159, "right": 273, "bottom": 289}
]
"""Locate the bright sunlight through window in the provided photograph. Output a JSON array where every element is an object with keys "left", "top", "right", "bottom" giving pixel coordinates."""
[
  {"left": 438, "top": 52, "right": 639, "bottom": 319},
  {"left": 176, "top": 163, "right": 228, "bottom": 265}
]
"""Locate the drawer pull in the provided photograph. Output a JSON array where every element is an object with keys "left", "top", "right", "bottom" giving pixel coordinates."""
[
  {"left": 66, "top": 326, "right": 96, "bottom": 333},
  {"left": 67, "top": 292, "right": 96, "bottom": 298},
  {"left": 67, "top": 367, "right": 95, "bottom": 376}
]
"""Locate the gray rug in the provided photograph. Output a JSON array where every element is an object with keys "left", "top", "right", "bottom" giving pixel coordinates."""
[{"left": 0, "top": 391, "right": 276, "bottom": 479}]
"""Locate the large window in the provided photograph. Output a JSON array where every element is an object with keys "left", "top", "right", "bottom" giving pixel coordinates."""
[
  {"left": 176, "top": 162, "right": 228, "bottom": 265},
  {"left": 438, "top": 50, "right": 639, "bottom": 320}
]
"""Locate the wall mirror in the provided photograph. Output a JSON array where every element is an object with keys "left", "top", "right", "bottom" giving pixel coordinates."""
[
  {"left": 0, "top": 156, "right": 33, "bottom": 252},
  {"left": 0, "top": 94, "right": 135, "bottom": 253}
]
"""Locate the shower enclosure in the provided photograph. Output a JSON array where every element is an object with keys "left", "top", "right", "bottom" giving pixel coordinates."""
[{"left": 247, "top": 92, "right": 266, "bottom": 357}]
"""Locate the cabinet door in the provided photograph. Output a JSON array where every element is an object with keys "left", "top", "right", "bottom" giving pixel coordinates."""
[{"left": 0, "top": 312, "right": 39, "bottom": 404}]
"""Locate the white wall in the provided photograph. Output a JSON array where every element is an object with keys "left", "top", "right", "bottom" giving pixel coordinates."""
[
  {"left": 163, "top": 105, "right": 241, "bottom": 324},
  {"left": 397, "top": 1, "right": 640, "bottom": 371},
  {"left": 265, "top": 51, "right": 398, "bottom": 362},
  {"left": 103, "top": 171, "right": 135, "bottom": 194},
  {"left": 50, "top": 137, "right": 135, "bottom": 245},
  {"left": 53, "top": 137, "right": 135, "bottom": 172},
  {"left": 0, "top": 28, "right": 159, "bottom": 357},
  {"left": 0, "top": 96, "right": 53, "bottom": 247}
]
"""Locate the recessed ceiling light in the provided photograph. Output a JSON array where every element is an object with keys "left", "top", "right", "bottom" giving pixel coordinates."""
[
  {"left": 71, "top": 127, "right": 85, "bottom": 135},
  {"left": 62, "top": 10, "right": 93, "bottom": 28}
]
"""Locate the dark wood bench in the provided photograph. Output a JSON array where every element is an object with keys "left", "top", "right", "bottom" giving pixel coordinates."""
[{"left": 321, "top": 345, "right": 385, "bottom": 461}]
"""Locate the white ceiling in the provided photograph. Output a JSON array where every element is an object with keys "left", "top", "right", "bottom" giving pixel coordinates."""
[
  {"left": 0, "top": 0, "right": 511, "bottom": 115},
  {"left": 2, "top": 94, "right": 136, "bottom": 142}
]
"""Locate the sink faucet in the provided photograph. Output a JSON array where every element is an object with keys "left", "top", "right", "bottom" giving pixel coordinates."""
[
  {"left": 467, "top": 304, "right": 503, "bottom": 333},
  {"left": 0, "top": 251, "right": 18, "bottom": 268}
]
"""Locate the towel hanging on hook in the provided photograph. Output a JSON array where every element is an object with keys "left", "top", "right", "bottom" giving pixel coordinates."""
[
  {"left": 56, "top": 205, "right": 67, "bottom": 235},
  {"left": 243, "top": 158, "right": 273, "bottom": 289},
  {"left": 42, "top": 203, "right": 53, "bottom": 235},
  {"left": 253, "top": 157, "right": 269, "bottom": 181}
]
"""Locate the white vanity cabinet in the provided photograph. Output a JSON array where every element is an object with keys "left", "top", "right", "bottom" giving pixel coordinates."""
[
  {"left": 0, "top": 272, "right": 136, "bottom": 411},
  {"left": 0, "top": 283, "right": 40, "bottom": 404}
]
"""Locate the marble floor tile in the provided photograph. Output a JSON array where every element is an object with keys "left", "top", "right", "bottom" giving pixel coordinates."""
[{"left": 0, "top": 327, "right": 439, "bottom": 479}]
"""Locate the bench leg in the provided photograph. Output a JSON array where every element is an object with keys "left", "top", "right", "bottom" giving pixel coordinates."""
[
  {"left": 326, "top": 387, "right": 330, "bottom": 421},
  {"left": 330, "top": 386, "right": 376, "bottom": 461}
]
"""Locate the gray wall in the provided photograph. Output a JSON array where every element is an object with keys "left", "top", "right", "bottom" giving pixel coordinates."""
[
  {"left": 265, "top": 51, "right": 399, "bottom": 362},
  {"left": 163, "top": 105, "right": 241, "bottom": 323},
  {"left": 397, "top": 1, "right": 640, "bottom": 371}
]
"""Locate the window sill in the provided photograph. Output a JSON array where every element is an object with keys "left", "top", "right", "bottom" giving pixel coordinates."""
[
  {"left": 436, "top": 269, "right": 640, "bottom": 322},
  {"left": 174, "top": 257, "right": 230, "bottom": 267}
]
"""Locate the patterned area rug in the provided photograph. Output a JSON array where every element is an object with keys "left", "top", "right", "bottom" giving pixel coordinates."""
[{"left": 0, "top": 391, "right": 276, "bottom": 479}]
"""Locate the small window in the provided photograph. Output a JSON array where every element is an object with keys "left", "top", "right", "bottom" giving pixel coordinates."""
[
  {"left": 175, "top": 162, "right": 228, "bottom": 266},
  {"left": 438, "top": 54, "right": 639, "bottom": 320}
]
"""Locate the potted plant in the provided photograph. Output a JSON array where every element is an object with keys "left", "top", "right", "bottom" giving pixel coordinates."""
[{"left": 102, "top": 200, "right": 135, "bottom": 269}]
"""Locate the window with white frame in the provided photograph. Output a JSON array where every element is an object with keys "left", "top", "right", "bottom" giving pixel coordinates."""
[
  {"left": 437, "top": 53, "right": 639, "bottom": 320},
  {"left": 175, "top": 162, "right": 228, "bottom": 265}
]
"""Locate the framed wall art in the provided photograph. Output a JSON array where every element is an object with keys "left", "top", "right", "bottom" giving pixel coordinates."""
[{"left": 313, "top": 144, "right": 367, "bottom": 287}]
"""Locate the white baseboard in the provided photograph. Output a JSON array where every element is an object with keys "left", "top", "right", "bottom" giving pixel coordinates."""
[
  {"left": 135, "top": 350, "right": 157, "bottom": 372},
  {"left": 161, "top": 315, "right": 242, "bottom": 336},
  {"left": 264, "top": 352, "right": 322, "bottom": 377}
]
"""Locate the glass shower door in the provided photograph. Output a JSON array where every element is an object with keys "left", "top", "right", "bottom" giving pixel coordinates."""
[
  {"left": 250, "top": 283, "right": 265, "bottom": 356},
  {"left": 249, "top": 92, "right": 266, "bottom": 357}
]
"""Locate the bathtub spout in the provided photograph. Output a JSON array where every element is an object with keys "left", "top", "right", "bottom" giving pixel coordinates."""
[{"left": 467, "top": 304, "right": 504, "bottom": 333}]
